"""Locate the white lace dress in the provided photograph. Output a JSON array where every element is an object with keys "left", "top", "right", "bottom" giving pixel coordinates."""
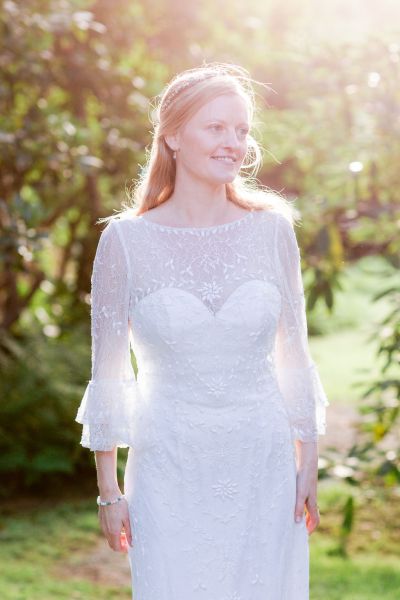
[{"left": 75, "top": 207, "right": 329, "bottom": 600}]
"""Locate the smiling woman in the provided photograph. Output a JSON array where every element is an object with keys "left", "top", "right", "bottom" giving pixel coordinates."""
[
  {"left": 120, "top": 62, "right": 295, "bottom": 226},
  {"left": 75, "top": 61, "right": 329, "bottom": 600},
  {"left": 159, "top": 92, "right": 251, "bottom": 203}
]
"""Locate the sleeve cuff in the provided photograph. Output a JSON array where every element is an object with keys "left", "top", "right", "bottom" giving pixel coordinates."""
[
  {"left": 276, "top": 362, "right": 329, "bottom": 443},
  {"left": 75, "top": 378, "right": 142, "bottom": 451}
]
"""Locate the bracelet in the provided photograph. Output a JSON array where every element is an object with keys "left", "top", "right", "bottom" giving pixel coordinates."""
[{"left": 97, "top": 494, "right": 125, "bottom": 507}]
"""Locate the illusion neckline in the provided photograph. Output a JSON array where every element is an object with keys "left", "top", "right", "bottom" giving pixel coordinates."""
[{"left": 137, "top": 209, "right": 255, "bottom": 233}]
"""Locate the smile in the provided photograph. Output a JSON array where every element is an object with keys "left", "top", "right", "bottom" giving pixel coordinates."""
[{"left": 211, "top": 157, "right": 236, "bottom": 163}]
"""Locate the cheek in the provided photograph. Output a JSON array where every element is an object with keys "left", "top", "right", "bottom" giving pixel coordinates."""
[{"left": 183, "top": 134, "right": 212, "bottom": 158}]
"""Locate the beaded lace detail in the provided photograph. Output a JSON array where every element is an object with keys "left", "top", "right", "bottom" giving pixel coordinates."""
[
  {"left": 137, "top": 209, "right": 254, "bottom": 232},
  {"left": 75, "top": 206, "right": 328, "bottom": 598},
  {"left": 75, "top": 207, "right": 328, "bottom": 450}
]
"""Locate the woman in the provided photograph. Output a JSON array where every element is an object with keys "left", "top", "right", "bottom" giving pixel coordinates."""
[{"left": 75, "top": 62, "right": 329, "bottom": 599}]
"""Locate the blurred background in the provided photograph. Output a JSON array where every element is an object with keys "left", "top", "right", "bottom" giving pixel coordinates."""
[{"left": 0, "top": 0, "right": 399, "bottom": 598}]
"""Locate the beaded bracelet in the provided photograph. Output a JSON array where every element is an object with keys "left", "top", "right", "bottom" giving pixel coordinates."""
[{"left": 97, "top": 494, "right": 125, "bottom": 507}]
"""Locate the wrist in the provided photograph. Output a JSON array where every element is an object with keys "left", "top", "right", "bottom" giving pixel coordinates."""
[
  {"left": 94, "top": 448, "right": 119, "bottom": 499},
  {"left": 97, "top": 493, "right": 125, "bottom": 507},
  {"left": 297, "top": 461, "right": 318, "bottom": 473},
  {"left": 98, "top": 485, "right": 122, "bottom": 500}
]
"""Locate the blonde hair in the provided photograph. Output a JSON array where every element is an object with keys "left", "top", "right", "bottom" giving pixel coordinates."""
[{"left": 101, "top": 62, "right": 297, "bottom": 226}]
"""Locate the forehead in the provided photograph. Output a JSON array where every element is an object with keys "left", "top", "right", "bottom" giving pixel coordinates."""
[{"left": 193, "top": 93, "right": 250, "bottom": 123}]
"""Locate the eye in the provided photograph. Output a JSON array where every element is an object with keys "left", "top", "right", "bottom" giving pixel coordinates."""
[
  {"left": 239, "top": 128, "right": 249, "bottom": 136},
  {"left": 209, "top": 124, "right": 223, "bottom": 131}
]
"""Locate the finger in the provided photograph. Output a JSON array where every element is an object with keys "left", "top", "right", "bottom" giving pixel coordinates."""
[
  {"left": 305, "top": 511, "right": 317, "bottom": 535},
  {"left": 306, "top": 499, "right": 320, "bottom": 521},
  {"left": 307, "top": 516, "right": 319, "bottom": 535},
  {"left": 294, "top": 494, "right": 306, "bottom": 522},
  {"left": 123, "top": 517, "right": 133, "bottom": 548},
  {"left": 120, "top": 531, "right": 129, "bottom": 553},
  {"left": 305, "top": 500, "right": 320, "bottom": 534},
  {"left": 109, "top": 532, "right": 124, "bottom": 552}
]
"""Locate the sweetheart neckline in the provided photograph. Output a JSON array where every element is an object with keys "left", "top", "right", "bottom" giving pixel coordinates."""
[{"left": 132, "top": 279, "right": 281, "bottom": 319}]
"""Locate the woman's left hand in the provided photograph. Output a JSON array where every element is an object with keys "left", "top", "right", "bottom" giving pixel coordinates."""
[{"left": 294, "top": 440, "right": 320, "bottom": 535}]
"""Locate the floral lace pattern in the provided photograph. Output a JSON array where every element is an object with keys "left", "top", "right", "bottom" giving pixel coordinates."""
[{"left": 75, "top": 207, "right": 329, "bottom": 599}]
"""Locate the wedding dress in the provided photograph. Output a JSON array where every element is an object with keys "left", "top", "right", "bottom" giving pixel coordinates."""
[{"left": 75, "top": 207, "right": 329, "bottom": 600}]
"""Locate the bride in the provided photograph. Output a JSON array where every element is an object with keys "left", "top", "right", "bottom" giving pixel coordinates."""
[{"left": 75, "top": 61, "right": 329, "bottom": 599}]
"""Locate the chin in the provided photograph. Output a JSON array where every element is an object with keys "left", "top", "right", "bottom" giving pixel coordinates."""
[{"left": 206, "top": 172, "right": 239, "bottom": 185}]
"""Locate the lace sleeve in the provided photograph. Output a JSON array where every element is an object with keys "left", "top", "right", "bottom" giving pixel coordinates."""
[
  {"left": 273, "top": 213, "right": 329, "bottom": 442},
  {"left": 75, "top": 220, "right": 140, "bottom": 451}
]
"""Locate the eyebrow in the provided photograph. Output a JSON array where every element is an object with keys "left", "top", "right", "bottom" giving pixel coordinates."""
[{"left": 204, "top": 118, "right": 250, "bottom": 127}]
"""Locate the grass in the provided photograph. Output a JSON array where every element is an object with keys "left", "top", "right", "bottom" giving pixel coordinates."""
[
  {"left": 0, "top": 498, "right": 131, "bottom": 600},
  {"left": 309, "top": 479, "right": 400, "bottom": 599},
  {"left": 310, "top": 544, "right": 400, "bottom": 600},
  {"left": 1, "top": 485, "right": 399, "bottom": 599},
  {"left": 307, "top": 255, "right": 399, "bottom": 405}
]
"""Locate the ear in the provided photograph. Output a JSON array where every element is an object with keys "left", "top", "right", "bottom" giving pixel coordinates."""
[{"left": 164, "top": 132, "right": 179, "bottom": 152}]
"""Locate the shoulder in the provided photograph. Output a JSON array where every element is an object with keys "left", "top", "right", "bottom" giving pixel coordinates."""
[
  {"left": 266, "top": 211, "right": 302, "bottom": 264},
  {"left": 253, "top": 207, "right": 295, "bottom": 236},
  {"left": 94, "top": 218, "right": 131, "bottom": 268},
  {"left": 97, "top": 210, "right": 143, "bottom": 245},
  {"left": 95, "top": 219, "right": 123, "bottom": 251},
  {"left": 270, "top": 210, "right": 298, "bottom": 240}
]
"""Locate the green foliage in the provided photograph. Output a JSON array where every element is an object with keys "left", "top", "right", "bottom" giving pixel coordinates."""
[
  {"left": 1, "top": 0, "right": 399, "bottom": 492},
  {"left": 352, "top": 281, "right": 400, "bottom": 475},
  {"left": 0, "top": 323, "right": 90, "bottom": 493},
  {"left": 338, "top": 495, "right": 355, "bottom": 557},
  {"left": 0, "top": 0, "right": 164, "bottom": 492},
  {"left": 318, "top": 269, "right": 399, "bottom": 553}
]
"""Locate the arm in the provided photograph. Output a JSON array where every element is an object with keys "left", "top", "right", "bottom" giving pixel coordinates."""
[
  {"left": 75, "top": 219, "right": 136, "bottom": 551},
  {"left": 95, "top": 447, "right": 120, "bottom": 499},
  {"left": 75, "top": 219, "right": 138, "bottom": 452},
  {"left": 273, "top": 213, "right": 329, "bottom": 531},
  {"left": 273, "top": 213, "right": 329, "bottom": 444},
  {"left": 95, "top": 445, "right": 132, "bottom": 552}
]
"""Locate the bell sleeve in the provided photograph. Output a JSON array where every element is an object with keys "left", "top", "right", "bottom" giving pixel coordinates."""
[
  {"left": 75, "top": 220, "right": 140, "bottom": 451},
  {"left": 273, "top": 213, "right": 329, "bottom": 443}
]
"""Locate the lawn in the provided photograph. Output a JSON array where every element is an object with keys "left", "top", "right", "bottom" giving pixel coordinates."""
[
  {"left": 308, "top": 255, "right": 399, "bottom": 405},
  {"left": 310, "top": 543, "right": 400, "bottom": 600},
  {"left": 1, "top": 486, "right": 399, "bottom": 600},
  {"left": 0, "top": 496, "right": 131, "bottom": 600}
]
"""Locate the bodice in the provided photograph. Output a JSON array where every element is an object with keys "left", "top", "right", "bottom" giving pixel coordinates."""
[{"left": 75, "top": 207, "right": 329, "bottom": 450}]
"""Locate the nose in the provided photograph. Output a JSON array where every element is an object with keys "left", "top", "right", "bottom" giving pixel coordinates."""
[{"left": 222, "top": 127, "right": 242, "bottom": 149}]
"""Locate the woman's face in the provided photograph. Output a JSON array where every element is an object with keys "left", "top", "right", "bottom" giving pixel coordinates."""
[{"left": 171, "top": 93, "right": 250, "bottom": 185}]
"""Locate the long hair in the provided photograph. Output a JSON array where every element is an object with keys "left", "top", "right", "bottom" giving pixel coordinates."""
[{"left": 101, "top": 62, "right": 297, "bottom": 225}]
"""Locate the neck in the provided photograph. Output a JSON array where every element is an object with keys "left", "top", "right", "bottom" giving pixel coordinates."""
[{"left": 167, "top": 177, "right": 232, "bottom": 227}]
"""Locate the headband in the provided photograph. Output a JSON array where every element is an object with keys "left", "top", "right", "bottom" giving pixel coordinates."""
[{"left": 160, "top": 72, "right": 218, "bottom": 113}]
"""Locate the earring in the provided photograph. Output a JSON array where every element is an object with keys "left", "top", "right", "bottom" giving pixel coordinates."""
[{"left": 173, "top": 150, "right": 177, "bottom": 160}]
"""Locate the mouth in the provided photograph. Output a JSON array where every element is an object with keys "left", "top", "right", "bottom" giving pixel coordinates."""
[{"left": 211, "top": 156, "right": 237, "bottom": 164}]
